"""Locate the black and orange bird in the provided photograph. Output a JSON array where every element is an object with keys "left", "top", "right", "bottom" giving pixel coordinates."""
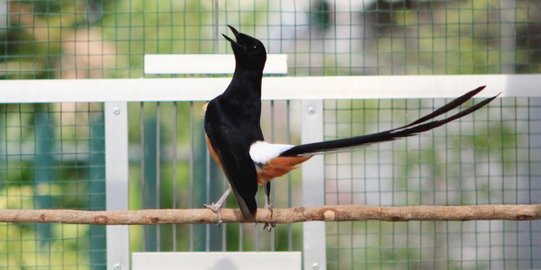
[{"left": 204, "top": 25, "right": 498, "bottom": 225}]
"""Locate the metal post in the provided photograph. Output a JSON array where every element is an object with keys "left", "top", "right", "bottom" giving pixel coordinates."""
[
  {"left": 301, "top": 100, "right": 326, "bottom": 270},
  {"left": 105, "top": 102, "right": 130, "bottom": 270}
]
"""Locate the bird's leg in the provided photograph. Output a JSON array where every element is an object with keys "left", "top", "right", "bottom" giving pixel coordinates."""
[
  {"left": 263, "top": 182, "right": 276, "bottom": 231},
  {"left": 264, "top": 185, "right": 273, "bottom": 213},
  {"left": 204, "top": 185, "right": 232, "bottom": 225}
]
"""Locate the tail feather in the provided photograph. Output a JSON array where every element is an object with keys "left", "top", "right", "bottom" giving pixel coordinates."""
[
  {"left": 397, "top": 85, "right": 486, "bottom": 130},
  {"left": 280, "top": 87, "right": 498, "bottom": 157}
]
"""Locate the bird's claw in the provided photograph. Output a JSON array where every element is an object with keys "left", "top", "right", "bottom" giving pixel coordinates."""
[
  {"left": 204, "top": 202, "right": 223, "bottom": 226},
  {"left": 263, "top": 222, "right": 276, "bottom": 231}
]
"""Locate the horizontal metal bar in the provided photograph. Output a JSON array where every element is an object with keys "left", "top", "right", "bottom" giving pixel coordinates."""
[
  {"left": 144, "top": 54, "right": 288, "bottom": 75},
  {"left": 0, "top": 74, "right": 538, "bottom": 103}
]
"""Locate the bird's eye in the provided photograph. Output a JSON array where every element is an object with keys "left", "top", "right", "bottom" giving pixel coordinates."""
[{"left": 253, "top": 44, "right": 257, "bottom": 49}]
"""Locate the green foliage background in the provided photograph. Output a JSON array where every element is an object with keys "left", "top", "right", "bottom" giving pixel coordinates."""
[{"left": 0, "top": 0, "right": 539, "bottom": 269}]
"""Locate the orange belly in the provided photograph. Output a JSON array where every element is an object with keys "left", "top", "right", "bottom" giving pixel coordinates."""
[
  {"left": 205, "top": 134, "right": 311, "bottom": 185},
  {"left": 257, "top": 156, "right": 311, "bottom": 184}
]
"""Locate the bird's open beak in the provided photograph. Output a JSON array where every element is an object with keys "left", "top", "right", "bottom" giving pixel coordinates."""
[{"left": 222, "top": 25, "right": 240, "bottom": 45}]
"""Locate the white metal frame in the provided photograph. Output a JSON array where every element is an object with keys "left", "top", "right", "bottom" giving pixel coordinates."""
[
  {"left": 0, "top": 74, "right": 538, "bottom": 104},
  {"left": 104, "top": 102, "right": 130, "bottom": 270},
  {"left": 144, "top": 54, "right": 288, "bottom": 75},
  {"left": 301, "top": 100, "right": 326, "bottom": 270}
]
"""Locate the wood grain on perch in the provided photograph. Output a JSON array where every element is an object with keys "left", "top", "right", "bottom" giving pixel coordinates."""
[{"left": 0, "top": 204, "right": 539, "bottom": 225}]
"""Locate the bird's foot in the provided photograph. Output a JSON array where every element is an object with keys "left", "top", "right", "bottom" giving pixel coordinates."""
[
  {"left": 263, "top": 202, "right": 276, "bottom": 231},
  {"left": 204, "top": 202, "right": 223, "bottom": 226}
]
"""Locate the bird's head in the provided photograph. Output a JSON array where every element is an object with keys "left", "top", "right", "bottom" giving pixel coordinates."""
[{"left": 222, "top": 25, "right": 267, "bottom": 73}]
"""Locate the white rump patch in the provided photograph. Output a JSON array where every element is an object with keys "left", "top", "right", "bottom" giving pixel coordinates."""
[{"left": 249, "top": 141, "right": 294, "bottom": 164}]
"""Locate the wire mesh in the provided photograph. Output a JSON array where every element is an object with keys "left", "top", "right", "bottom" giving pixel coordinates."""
[
  {"left": 1, "top": 0, "right": 541, "bottom": 269},
  {"left": 323, "top": 97, "right": 541, "bottom": 269},
  {"left": 0, "top": 103, "right": 106, "bottom": 269},
  {"left": 2, "top": 0, "right": 540, "bottom": 79}
]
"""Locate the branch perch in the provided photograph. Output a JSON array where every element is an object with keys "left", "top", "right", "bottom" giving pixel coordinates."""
[{"left": 0, "top": 204, "right": 539, "bottom": 225}]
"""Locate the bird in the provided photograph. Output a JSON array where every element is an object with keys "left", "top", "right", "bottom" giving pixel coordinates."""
[{"left": 203, "top": 25, "right": 499, "bottom": 227}]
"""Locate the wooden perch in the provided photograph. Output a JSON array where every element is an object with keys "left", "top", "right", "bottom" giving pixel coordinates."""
[{"left": 0, "top": 204, "right": 539, "bottom": 225}]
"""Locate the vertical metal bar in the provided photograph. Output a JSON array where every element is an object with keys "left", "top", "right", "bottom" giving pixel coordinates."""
[
  {"left": 156, "top": 102, "right": 161, "bottom": 251},
  {"left": 105, "top": 102, "right": 129, "bottom": 270},
  {"left": 301, "top": 100, "right": 326, "bottom": 270},
  {"left": 270, "top": 100, "right": 276, "bottom": 251},
  {"left": 172, "top": 102, "right": 178, "bottom": 251},
  {"left": 140, "top": 102, "right": 146, "bottom": 251},
  {"left": 189, "top": 102, "right": 195, "bottom": 251},
  {"left": 205, "top": 138, "right": 211, "bottom": 251},
  {"left": 287, "top": 100, "right": 294, "bottom": 251}
]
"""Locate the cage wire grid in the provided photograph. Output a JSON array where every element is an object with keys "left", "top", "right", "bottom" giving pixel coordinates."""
[
  {"left": 126, "top": 100, "right": 302, "bottom": 254},
  {"left": 322, "top": 97, "right": 541, "bottom": 269},
  {"left": 0, "top": 103, "right": 106, "bottom": 269},
  {"left": 1, "top": 0, "right": 541, "bottom": 269}
]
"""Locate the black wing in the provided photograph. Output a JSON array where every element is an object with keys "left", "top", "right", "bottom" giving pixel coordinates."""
[{"left": 204, "top": 100, "right": 259, "bottom": 219}]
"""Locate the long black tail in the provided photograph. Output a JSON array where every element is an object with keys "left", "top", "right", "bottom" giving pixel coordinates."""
[{"left": 280, "top": 86, "right": 498, "bottom": 157}]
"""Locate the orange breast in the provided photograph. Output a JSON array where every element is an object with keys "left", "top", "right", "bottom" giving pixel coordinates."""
[{"left": 205, "top": 134, "right": 223, "bottom": 168}]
